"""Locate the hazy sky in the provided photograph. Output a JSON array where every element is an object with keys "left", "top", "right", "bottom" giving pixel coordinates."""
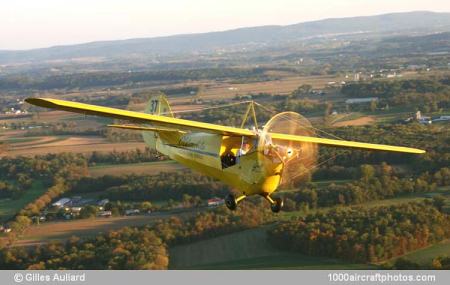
[{"left": 1, "top": 0, "right": 449, "bottom": 50}]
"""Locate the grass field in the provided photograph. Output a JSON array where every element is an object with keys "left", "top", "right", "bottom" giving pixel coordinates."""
[
  {"left": 199, "top": 75, "right": 345, "bottom": 100},
  {"left": 0, "top": 181, "right": 46, "bottom": 222},
  {"left": 169, "top": 226, "right": 371, "bottom": 269},
  {"left": 3, "top": 135, "right": 146, "bottom": 157},
  {"left": 17, "top": 215, "right": 161, "bottom": 246},
  {"left": 333, "top": 115, "right": 375, "bottom": 127},
  {"left": 278, "top": 189, "right": 442, "bottom": 220},
  {"left": 89, "top": 160, "right": 185, "bottom": 177},
  {"left": 396, "top": 240, "right": 450, "bottom": 265}
]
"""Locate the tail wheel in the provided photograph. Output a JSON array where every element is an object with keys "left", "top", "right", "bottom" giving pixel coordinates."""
[
  {"left": 270, "top": 197, "right": 283, "bottom": 213},
  {"left": 225, "top": 194, "right": 237, "bottom": 211}
]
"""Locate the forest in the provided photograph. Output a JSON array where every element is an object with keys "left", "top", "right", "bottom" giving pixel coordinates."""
[
  {"left": 267, "top": 201, "right": 450, "bottom": 263},
  {"left": 341, "top": 77, "right": 450, "bottom": 110},
  {"left": 0, "top": 202, "right": 269, "bottom": 269}
]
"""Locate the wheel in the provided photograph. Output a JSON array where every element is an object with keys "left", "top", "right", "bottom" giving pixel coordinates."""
[
  {"left": 270, "top": 197, "right": 283, "bottom": 213},
  {"left": 225, "top": 194, "right": 237, "bottom": 211}
]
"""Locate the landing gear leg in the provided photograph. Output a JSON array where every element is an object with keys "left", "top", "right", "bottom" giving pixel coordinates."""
[
  {"left": 225, "top": 193, "right": 246, "bottom": 211},
  {"left": 263, "top": 194, "right": 283, "bottom": 213}
]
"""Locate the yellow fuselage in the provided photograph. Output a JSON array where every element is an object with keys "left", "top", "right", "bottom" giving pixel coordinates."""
[{"left": 153, "top": 132, "right": 283, "bottom": 196}]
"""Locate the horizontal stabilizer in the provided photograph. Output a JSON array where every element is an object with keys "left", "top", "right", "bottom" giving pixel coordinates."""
[{"left": 107, "top": 124, "right": 185, "bottom": 133}]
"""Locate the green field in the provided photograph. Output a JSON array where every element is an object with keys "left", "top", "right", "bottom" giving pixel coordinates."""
[
  {"left": 193, "top": 255, "right": 371, "bottom": 270},
  {"left": 389, "top": 240, "right": 450, "bottom": 266},
  {"left": 169, "top": 226, "right": 371, "bottom": 269},
  {"left": 4, "top": 137, "right": 39, "bottom": 144},
  {"left": 0, "top": 180, "right": 46, "bottom": 222},
  {"left": 89, "top": 160, "right": 184, "bottom": 177}
]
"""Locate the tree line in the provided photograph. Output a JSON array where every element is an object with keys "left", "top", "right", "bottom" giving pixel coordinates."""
[
  {"left": 283, "top": 164, "right": 449, "bottom": 211},
  {"left": 70, "top": 171, "right": 229, "bottom": 201},
  {"left": 341, "top": 77, "right": 450, "bottom": 110},
  {"left": 0, "top": 68, "right": 267, "bottom": 91},
  {"left": 0, "top": 202, "right": 270, "bottom": 269},
  {"left": 268, "top": 201, "right": 450, "bottom": 263}
]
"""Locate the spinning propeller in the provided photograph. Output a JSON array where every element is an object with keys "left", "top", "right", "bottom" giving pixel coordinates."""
[{"left": 259, "top": 112, "right": 318, "bottom": 187}]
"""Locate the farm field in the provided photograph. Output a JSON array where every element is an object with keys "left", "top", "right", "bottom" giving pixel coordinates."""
[
  {"left": 278, "top": 189, "right": 445, "bottom": 220},
  {"left": 89, "top": 160, "right": 185, "bottom": 177},
  {"left": 8, "top": 186, "right": 443, "bottom": 248},
  {"left": 2, "top": 135, "right": 146, "bottom": 157},
  {"left": 169, "top": 226, "right": 370, "bottom": 269},
  {"left": 170, "top": 189, "right": 448, "bottom": 269},
  {"left": 390, "top": 240, "right": 450, "bottom": 266},
  {"left": 8, "top": 207, "right": 204, "bottom": 247},
  {"left": 0, "top": 181, "right": 46, "bottom": 222},
  {"left": 0, "top": 111, "right": 101, "bottom": 128},
  {"left": 332, "top": 115, "right": 375, "bottom": 127},
  {"left": 198, "top": 75, "right": 345, "bottom": 100}
]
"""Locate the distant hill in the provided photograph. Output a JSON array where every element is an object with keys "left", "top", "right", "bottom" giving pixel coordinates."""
[{"left": 1, "top": 11, "right": 449, "bottom": 64}]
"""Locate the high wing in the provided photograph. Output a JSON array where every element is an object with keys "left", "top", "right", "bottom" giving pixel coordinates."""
[
  {"left": 269, "top": 133, "right": 425, "bottom": 154},
  {"left": 25, "top": 97, "right": 425, "bottom": 154},
  {"left": 25, "top": 98, "right": 254, "bottom": 137}
]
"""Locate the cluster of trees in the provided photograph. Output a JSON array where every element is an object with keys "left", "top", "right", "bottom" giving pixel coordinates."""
[
  {"left": 0, "top": 68, "right": 267, "bottom": 91},
  {"left": 268, "top": 201, "right": 450, "bottom": 263},
  {"left": 283, "top": 165, "right": 448, "bottom": 211},
  {"left": 0, "top": 202, "right": 270, "bottom": 269},
  {"left": 391, "top": 256, "right": 450, "bottom": 270},
  {"left": 24, "top": 122, "right": 102, "bottom": 137},
  {"left": 342, "top": 78, "right": 449, "bottom": 99},
  {"left": 103, "top": 127, "right": 144, "bottom": 142},
  {"left": 341, "top": 78, "right": 450, "bottom": 110},
  {"left": 0, "top": 175, "right": 32, "bottom": 199},
  {"left": 0, "top": 227, "right": 168, "bottom": 269},
  {"left": 0, "top": 154, "right": 88, "bottom": 239},
  {"left": 0, "top": 153, "right": 87, "bottom": 181},
  {"left": 70, "top": 171, "right": 229, "bottom": 202},
  {"left": 320, "top": 123, "right": 448, "bottom": 173},
  {"left": 152, "top": 201, "right": 270, "bottom": 246},
  {"left": 104, "top": 172, "right": 229, "bottom": 202},
  {"left": 88, "top": 148, "right": 166, "bottom": 165}
]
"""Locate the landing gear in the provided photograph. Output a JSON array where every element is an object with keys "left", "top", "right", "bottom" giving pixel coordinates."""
[
  {"left": 262, "top": 194, "right": 283, "bottom": 213},
  {"left": 225, "top": 192, "right": 283, "bottom": 213},
  {"left": 270, "top": 197, "right": 284, "bottom": 213},
  {"left": 225, "top": 193, "right": 246, "bottom": 211},
  {"left": 225, "top": 194, "right": 237, "bottom": 210}
]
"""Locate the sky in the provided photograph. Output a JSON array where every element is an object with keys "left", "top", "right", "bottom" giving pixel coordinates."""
[{"left": 1, "top": 0, "right": 450, "bottom": 50}]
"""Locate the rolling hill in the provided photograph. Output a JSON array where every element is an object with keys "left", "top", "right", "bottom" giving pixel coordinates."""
[{"left": 1, "top": 11, "right": 449, "bottom": 64}]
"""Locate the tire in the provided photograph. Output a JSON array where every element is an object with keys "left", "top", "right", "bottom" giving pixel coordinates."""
[
  {"left": 270, "top": 197, "right": 283, "bottom": 213},
  {"left": 225, "top": 194, "right": 237, "bottom": 211}
]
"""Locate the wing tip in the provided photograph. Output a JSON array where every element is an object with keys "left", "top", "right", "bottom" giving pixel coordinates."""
[{"left": 25, "top": 97, "right": 56, "bottom": 108}]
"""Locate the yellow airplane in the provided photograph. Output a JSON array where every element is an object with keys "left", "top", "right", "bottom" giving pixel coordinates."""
[{"left": 25, "top": 96, "right": 425, "bottom": 213}]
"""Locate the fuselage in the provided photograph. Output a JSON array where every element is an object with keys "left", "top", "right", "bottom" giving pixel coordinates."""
[{"left": 151, "top": 132, "right": 283, "bottom": 196}]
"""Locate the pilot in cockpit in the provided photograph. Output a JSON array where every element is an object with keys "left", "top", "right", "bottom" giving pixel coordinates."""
[{"left": 236, "top": 141, "right": 251, "bottom": 163}]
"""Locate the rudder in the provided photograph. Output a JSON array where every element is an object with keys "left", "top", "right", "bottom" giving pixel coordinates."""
[
  {"left": 145, "top": 95, "right": 173, "bottom": 117},
  {"left": 142, "top": 94, "right": 173, "bottom": 149}
]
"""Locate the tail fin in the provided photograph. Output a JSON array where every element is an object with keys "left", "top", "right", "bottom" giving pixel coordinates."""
[
  {"left": 143, "top": 94, "right": 173, "bottom": 149},
  {"left": 145, "top": 95, "right": 173, "bottom": 117}
]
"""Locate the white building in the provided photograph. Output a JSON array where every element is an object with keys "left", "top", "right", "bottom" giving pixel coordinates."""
[
  {"left": 52, "top": 198, "right": 71, "bottom": 208},
  {"left": 345, "top": 97, "right": 379, "bottom": 104}
]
